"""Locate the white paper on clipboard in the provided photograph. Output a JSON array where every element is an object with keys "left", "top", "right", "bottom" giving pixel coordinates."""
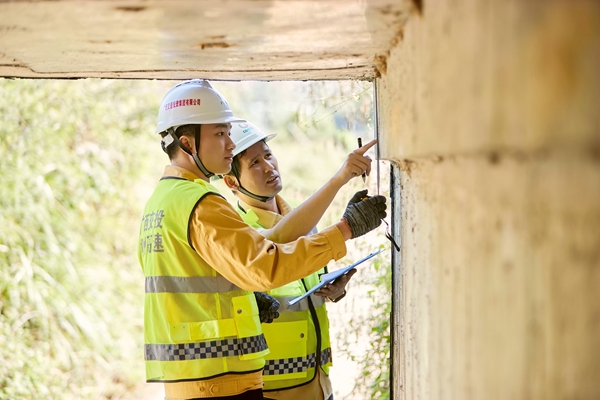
[{"left": 287, "top": 248, "right": 386, "bottom": 306}]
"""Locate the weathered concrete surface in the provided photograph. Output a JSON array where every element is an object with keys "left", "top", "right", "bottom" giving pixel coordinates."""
[
  {"left": 378, "top": 1, "right": 599, "bottom": 158},
  {"left": 0, "top": 0, "right": 411, "bottom": 80},
  {"left": 380, "top": 1, "right": 600, "bottom": 399},
  {"left": 391, "top": 154, "right": 600, "bottom": 400}
]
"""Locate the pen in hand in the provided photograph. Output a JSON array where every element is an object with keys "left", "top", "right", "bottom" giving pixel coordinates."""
[{"left": 357, "top": 138, "right": 366, "bottom": 183}]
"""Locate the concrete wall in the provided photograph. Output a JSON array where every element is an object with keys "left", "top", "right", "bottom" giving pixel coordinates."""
[{"left": 379, "top": 1, "right": 600, "bottom": 399}]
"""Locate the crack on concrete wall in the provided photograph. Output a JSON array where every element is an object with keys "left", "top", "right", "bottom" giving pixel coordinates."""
[
  {"left": 398, "top": 159, "right": 416, "bottom": 177},
  {"left": 0, "top": 25, "right": 28, "bottom": 33},
  {"left": 0, "top": 51, "right": 34, "bottom": 71},
  {"left": 0, "top": 60, "right": 33, "bottom": 71},
  {"left": 115, "top": 6, "right": 146, "bottom": 12},
  {"left": 389, "top": 26, "right": 405, "bottom": 48},
  {"left": 374, "top": 53, "right": 388, "bottom": 78},
  {"left": 369, "top": 1, "right": 412, "bottom": 78},
  {"left": 376, "top": 23, "right": 408, "bottom": 76},
  {"left": 198, "top": 42, "right": 232, "bottom": 50},
  {"left": 411, "top": 0, "right": 423, "bottom": 16}
]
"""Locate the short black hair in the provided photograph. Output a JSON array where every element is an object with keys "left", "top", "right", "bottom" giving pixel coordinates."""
[
  {"left": 226, "top": 138, "right": 267, "bottom": 179},
  {"left": 160, "top": 124, "right": 197, "bottom": 160},
  {"left": 228, "top": 150, "right": 245, "bottom": 180}
]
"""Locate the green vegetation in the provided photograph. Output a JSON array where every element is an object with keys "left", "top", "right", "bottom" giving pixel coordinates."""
[
  {"left": 0, "top": 78, "right": 390, "bottom": 399},
  {"left": 0, "top": 79, "right": 167, "bottom": 399},
  {"left": 336, "top": 240, "right": 392, "bottom": 399}
]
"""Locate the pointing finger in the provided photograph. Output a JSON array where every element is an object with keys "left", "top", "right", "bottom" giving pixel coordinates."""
[{"left": 355, "top": 139, "right": 377, "bottom": 155}]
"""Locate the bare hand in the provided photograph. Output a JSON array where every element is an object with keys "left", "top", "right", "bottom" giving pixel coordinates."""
[
  {"left": 314, "top": 268, "right": 357, "bottom": 301},
  {"left": 333, "top": 139, "right": 376, "bottom": 185}
]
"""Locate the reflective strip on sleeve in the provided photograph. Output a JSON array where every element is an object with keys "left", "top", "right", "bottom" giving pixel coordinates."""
[
  {"left": 145, "top": 334, "right": 268, "bottom": 361},
  {"left": 146, "top": 276, "right": 241, "bottom": 293},
  {"left": 263, "top": 347, "right": 332, "bottom": 376}
]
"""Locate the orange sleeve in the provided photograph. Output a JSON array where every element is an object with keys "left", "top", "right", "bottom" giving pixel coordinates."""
[{"left": 189, "top": 194, "right": 346, "bottom": 291}]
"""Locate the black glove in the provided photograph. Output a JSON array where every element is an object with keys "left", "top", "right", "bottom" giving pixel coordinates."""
[
  {"left": 254, "top": 292, "right": 280, "bottom": 323},
  {"left": 342, "top": 189, "right": 387, "bottom": 238}
]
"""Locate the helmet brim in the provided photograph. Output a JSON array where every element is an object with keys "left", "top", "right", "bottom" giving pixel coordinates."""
[
  {"left": 232, "top": 132, "right": 277, "bottom": 157},
  {"left": 198, "top": 116, "right": 246, "bottom": 125},
  {"left": 155, "top": 116, "right": 246, "bottom": 134}
]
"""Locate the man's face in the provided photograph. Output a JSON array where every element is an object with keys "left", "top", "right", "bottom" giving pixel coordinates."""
[
  {"left": 198, "top": 123, "right": 235, "bottom": 175},
  {"left": 237, "top": 141, "right": 282, "bottom": 197}
]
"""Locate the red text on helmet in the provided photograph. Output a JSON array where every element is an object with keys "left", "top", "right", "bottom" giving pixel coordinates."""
[{"left": 163, "top": 98, "right": 202, "bottom": 111}]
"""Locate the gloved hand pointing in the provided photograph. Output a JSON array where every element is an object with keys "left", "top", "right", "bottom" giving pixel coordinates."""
[
  {"left": 342, "top": 189, "right": 387, "bottom": 238},
  {"left": 254, "top": 292, "right": 280, "bottom": 323}
]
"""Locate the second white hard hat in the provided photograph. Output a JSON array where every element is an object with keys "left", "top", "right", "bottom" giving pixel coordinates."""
[
  {"left": 156, "top": 79, "right": 245, "bottom": 134},
  {"left": 230, "top": 121, "right": 277, "bottom": 157}
]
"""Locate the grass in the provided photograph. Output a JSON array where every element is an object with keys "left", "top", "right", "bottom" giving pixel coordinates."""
[{"left": 0, "top": 79, "right": 167, "bottom": 399}]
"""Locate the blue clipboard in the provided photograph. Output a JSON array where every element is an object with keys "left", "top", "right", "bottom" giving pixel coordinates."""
[{"left": 287, "top": 248, "right": 386, "bottom": 306}]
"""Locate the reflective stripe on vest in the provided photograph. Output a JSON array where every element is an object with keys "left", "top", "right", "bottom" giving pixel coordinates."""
[
  {"left": 140, "top": 178, "right": 267, "bottom": 382},
  {"left": 263, "top": 347, "right": 332, "bottom": 376},
  {"left": 145, "top": 276, "right": 241, "bottom": 293},
  {"left": 146, "top": 334, "right": 268, "bottom": 361}
]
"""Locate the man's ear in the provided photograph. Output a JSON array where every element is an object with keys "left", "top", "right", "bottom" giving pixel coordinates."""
[
  {"left": 178, "top": 135, "right": 194, "bottom": 154},
  {"left": 223, "top": 175, "right": 239, "bottom": 190}
]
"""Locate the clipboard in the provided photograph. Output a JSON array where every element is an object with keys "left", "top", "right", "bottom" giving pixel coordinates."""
[{"left": 287, "top": 248, "right": 386, "bottom": 306}]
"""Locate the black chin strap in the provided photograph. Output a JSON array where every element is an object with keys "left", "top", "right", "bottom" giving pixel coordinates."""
[
  {"left": 166, "top": 126, "right": 215, "bottom": 178},
  {"left": 192, "top": 153, "right": 215, "bottom": 179},
  {"left": 229, "top": 168, "right": 274, "bottom": 202},
  {"left": 236, "top": 183, "right": 274, "bottom": 203},
  {"left": 191, "top": 126, "right": 215, "bottom": 178}
]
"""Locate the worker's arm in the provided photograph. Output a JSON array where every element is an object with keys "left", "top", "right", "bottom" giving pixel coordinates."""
[
  {"left": 190, "top": 194, "right": 350, "bottom": 291},
  {"left": 261, "top": 139, "right": 376, "bottom": 243}
]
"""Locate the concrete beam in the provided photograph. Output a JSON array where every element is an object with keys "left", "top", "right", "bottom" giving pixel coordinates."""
[{"left": 0, "top": 0, "right": 412, "bottom": 80}]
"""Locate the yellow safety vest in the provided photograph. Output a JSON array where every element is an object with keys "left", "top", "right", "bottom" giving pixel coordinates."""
[
  {"left": 139, "top": 177, "right": 269, "bottom": 382},
  {"left": 237, "top": 204, "right": 333, "bottom": 391}
]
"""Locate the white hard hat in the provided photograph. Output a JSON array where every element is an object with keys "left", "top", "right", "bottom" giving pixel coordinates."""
[
  {"left": 230, "top": 121, "right": 277, "bottom": 157},
  {"left": 156, "top": 79, "right": 245, "bottom": 134}
]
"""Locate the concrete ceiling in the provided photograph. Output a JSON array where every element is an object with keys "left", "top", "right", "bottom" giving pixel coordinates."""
[{"left": 0, "top": 0, "right": 413, "bottom": 81}]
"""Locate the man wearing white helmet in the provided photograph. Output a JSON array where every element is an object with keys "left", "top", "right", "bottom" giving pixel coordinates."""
[
  {"left": 138, "top": 79, "right": 387, "bottom": 400},
  {"left": 223, "top": 121, "right": 375, "bottom": 400}
]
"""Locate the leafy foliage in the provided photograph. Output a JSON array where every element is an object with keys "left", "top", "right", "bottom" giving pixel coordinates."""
[
  {"left": 343, "top": 252, "right": 392, "bottom": 399},
  {"left": 0, "top": 78, "right": 167, "bottom": 399}
]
